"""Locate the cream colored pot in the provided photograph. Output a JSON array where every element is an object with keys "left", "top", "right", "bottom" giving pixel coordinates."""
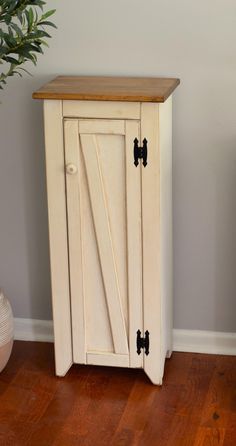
[{"left": 0, "top": 290, "right": 14, "bottom": 372}]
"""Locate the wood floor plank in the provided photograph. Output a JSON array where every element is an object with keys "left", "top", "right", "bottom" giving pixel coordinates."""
[
  {"left": 0, "top": 342, "right": 235, "bottom": 446},
  {"left": 26, "top": 365, "right": 91, "bottom": 446},
  {"left": 137, "top": 354, "right": 215, "bottom": 446},
  {"left": 193, "top": 427, "right": 225, "bottom": 446},
  {"left": 112, "top": 375, "right": 167, "bottom": 446},
  {"left": 54, "top": 367, "right": 136, "bottom": 446}
]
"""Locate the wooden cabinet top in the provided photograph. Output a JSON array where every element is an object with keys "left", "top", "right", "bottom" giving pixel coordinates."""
[{"left": 33, "top": 76, "right": 180, "bottom": 102}]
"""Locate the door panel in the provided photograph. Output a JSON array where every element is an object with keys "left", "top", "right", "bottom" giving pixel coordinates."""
[
  {"left": 64, "top": 118, "right": 142, "bottom": 368},
  {"left": 80, "top": 141, "right": 113, "bottom": 354},
  {"left": 80, "top": 133, "right": 128, "bottom": 355},
  {"left": 94, "top": 134, "right": 128, "bottom": 333}
]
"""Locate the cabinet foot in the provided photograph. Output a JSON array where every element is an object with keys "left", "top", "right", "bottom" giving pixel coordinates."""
[{"left": 55, "top": 362, "right": 73, "bottom": 377}]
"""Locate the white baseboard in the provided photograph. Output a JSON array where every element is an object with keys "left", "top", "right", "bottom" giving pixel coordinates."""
[
  {"left": 14, "top": 318, "right": 54, "bottom": 343},
  {"left": 13, "top": 318, "right": 236, "bottom": 356},
  {"left": 173, "top": 329, "right": 236, "bottom": 356}
]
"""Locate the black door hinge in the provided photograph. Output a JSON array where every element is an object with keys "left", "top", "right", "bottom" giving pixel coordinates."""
[
  {"left": 136, "top": 329, "right": 150, "bottom": 355},
  {"left": 134, "top": 138, "right": 148, "bottom": 167}
]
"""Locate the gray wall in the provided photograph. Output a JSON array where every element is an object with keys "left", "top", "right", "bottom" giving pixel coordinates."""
[{"left": 0, "top": 0, "right": 236, "bottom": 331}]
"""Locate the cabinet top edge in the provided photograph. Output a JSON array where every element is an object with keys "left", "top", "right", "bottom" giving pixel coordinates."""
[{"left": 32, "top": 76, "right": 180, "bottom": 102}]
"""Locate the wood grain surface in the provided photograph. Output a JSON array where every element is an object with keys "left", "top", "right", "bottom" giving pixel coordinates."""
[
  {"left": 0, "top": 341, "right": 235, "bottom": 446},
  {"left": 32, "top": 76, "right": 180, "bottom": 102}
]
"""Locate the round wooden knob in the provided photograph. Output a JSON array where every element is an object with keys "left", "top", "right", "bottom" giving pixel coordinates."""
[{"left": 66, "top": 163, "right": 77, "bottom": 175}]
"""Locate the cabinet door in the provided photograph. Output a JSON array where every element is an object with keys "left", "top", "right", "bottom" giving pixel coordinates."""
[{"left": 64, "top": 119, "right": 143, "bottom": 368}]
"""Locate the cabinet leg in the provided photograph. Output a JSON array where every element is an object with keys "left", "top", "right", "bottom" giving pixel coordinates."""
[
  {"left": 144, "top": 353, "right": 166, "bottom": 385},
  {"left": 144, "top": 369, "right": 163, "bottom": 386},
  {"left": 54, "top": 342, "right": 73, "bottom": 377},
  {"left": 55, "top": 361, "right": 73, "bottom": 377}
]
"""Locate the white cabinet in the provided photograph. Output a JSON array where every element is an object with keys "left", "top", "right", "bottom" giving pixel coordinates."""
[{"left": 33, "top": 76, "right": 180, "bottom": 384}]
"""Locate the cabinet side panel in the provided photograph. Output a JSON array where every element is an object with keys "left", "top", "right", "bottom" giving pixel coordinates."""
[
  {"left": 43, "top": 100, "right": 73, "bottom": 376},
  {"left": 159, "top": 96, "right": 173, "bottom": 367},
  {"left": 141, "top": 103, "right": 162, "bottom": 384}
]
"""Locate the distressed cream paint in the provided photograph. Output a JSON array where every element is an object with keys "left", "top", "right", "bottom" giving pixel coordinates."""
[{"left": 0, "top": 1, "right": 236, "bottom": 333}]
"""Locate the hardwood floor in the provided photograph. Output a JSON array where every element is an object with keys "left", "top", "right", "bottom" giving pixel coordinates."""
[{"left": 0, "top": 342, "right": 235, "bottom": 445}]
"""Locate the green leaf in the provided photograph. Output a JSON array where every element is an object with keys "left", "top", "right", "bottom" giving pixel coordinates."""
[
  {"left": 4, "top": 34, "right": 17, "bottom": 47},
  {"left": 28, "top": 7, "right": 34, "bottom": 30},
  {"left": 39, "top": 20, "right": 57, "bottom": 29},
  {"left": 25, "top": 9, "right": 33, "bottom": 32},
  {"left": 39, "top": 39, "right": 49, "bottom": 48},
  {"left": 7, "top": 1, "right": 19, "bottom": 14},
  {"left": 17, "top": 11, "right": 23, "bottom": 25},
  {"left": 3, "top": 56, "right": 19, "bottom": 64},
  {"left": 40, "top": 9, "right": 56, "bottom": 21},
  {"left": 5, "top": 14, "right": 12, "bottom": 25},
  {"left": 10, "top": 22, "right": 24, "bottom": 37}
]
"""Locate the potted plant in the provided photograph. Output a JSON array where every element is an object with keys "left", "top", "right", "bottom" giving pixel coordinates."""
[
  {"left": 0, "top": 0, "right": 56, "bottom": 89},
  {"left": 0, "top": 0, "right": 56, "bottom": 371}
]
